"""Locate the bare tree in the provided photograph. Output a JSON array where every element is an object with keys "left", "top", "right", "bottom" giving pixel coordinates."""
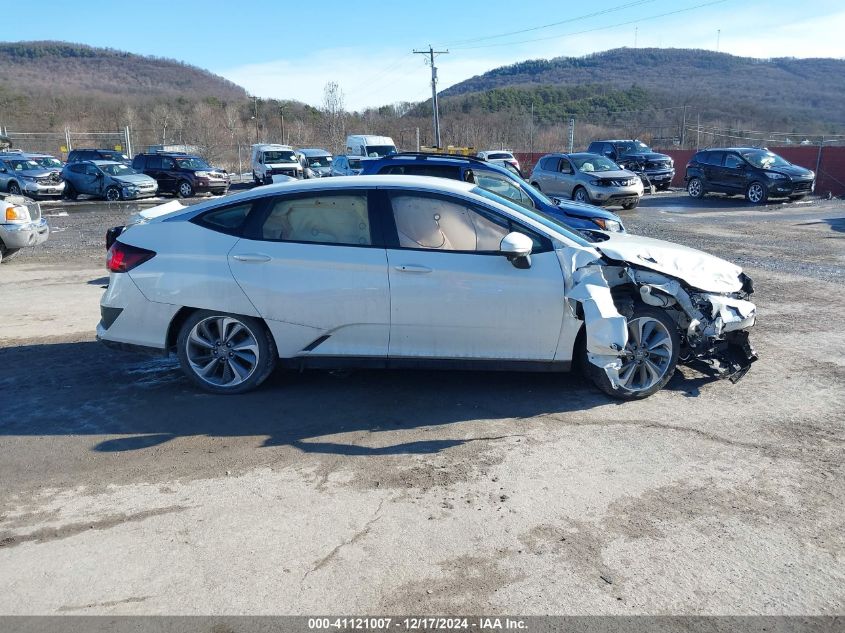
[{"left": 321, "top": 81, "right": 346, "bottom": 154}]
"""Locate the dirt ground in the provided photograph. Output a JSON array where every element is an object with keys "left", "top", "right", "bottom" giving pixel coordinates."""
[{"left": 1, "top": 190, "right": 843, "bottom": 615}]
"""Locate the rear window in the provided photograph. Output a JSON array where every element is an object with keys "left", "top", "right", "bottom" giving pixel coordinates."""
[
  {"left": 486, "top": 152, "right": 513, "bottom": 160},
  {"left": 194, "top": 203, "right": 252, "bottom": 236}
]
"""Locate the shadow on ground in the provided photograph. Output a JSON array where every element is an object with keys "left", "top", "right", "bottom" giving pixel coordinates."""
[{"left": 0, "top": 341, "right": 714, "bottom": 455}]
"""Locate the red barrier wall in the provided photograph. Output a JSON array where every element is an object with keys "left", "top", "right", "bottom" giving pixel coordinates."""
[{"left": 515, "top": 146, "right": 845, "bottom": 196}]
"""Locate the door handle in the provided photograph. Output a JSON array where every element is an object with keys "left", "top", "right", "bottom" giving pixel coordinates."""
[
  {"left": 394, "top": 264, "right": 432, "bottom": 273},
  {"left": 232, "top": 253, "right": 271, "bottom": 263}
]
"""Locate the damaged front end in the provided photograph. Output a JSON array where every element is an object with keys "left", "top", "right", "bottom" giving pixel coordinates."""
[
  {"left": 562, "top": 245, "right": 758, "bottom": 396},
  {"left": 631, "top": 268, "right": 758, "bottom": 382}
]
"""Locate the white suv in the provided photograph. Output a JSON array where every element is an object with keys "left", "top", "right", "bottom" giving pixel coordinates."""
[{"left": 98, "top": 176, "right": 757, "bottom": 399}]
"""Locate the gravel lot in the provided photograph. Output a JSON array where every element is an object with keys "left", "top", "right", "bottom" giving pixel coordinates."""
[{"left": 1, "top": 189, "right": 843, "bottom": 615}]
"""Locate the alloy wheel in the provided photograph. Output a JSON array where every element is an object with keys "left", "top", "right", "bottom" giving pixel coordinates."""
[
  {"left": 617, "top": 316, "right": 674, "bottom": 393},
  {"left": 185, "top": 316, "right": 260, "bottom": 388},
  {"left": 747, "top": 183, "right": 764, "bottom": 204}
]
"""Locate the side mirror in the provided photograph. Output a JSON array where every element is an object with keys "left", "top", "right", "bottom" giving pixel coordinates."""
[
  {"left": 551, "top": 197, "right": 563, "bottom": 206},
  {"left": 500, "top": 232, "right": 533, "bottom": 269},
  {"left": 96, "top": 172, "right": 104, "bottom": 179}
]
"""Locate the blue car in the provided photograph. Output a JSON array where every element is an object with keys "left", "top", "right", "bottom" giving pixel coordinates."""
[{"left": 359, "top": 152, "right": 625, "bottom": 232}]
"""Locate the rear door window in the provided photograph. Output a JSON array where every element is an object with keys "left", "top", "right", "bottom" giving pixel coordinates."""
[
  {"left": 146, "top": 156, "right": 163, "bottom": 170},
  {"left": 193, "top": 202, "right": 254, "bottom": 236},
  {"left": 705, "top": 152, "right": 725, "bottom": 166},
  {"left": 257, "top": 193, "right": 372, "bottom": 246}
]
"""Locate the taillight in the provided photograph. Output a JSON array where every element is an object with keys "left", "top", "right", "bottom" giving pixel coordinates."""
[{"left": 106, "top": 241, "right": 156, "bottom": 273}]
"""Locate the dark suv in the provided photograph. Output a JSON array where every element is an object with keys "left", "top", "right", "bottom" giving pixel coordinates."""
[
  {"left": 67, "top": 149, "right": 131, "bottom": 165},
  {"left": 131, "top": 152, "right": 230, "bottom": 198},
  {"left": 685, "top": 148, "right": 815, "bottom": 204},
  {"left": 359, "top": 152, "right": 625, "bottom": 232},
  {"left": 587, "top": 139, "right": 675, "bottom": 190}
]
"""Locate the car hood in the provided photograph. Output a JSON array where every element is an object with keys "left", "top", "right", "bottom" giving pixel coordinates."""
[
  {"left": 582, "top": 169, "right": 636, "bottom": 180},
  {"left": 15, "top": 168, "right": 55, "bottom": 178},
  {"left": 115, "top": 174, "right": 156, "bottom": 186},
  {"left": 554, "top": 200, "right": 620, "bottom": 222},
  {"left": 770, "top": 164, "right": 814, "bottom": 179},
  {"left": 593, "top": 231, "right": 743, "bottom": 293},
  {"left": 624, "top": 152, "right": 671, "bottom": 162}
]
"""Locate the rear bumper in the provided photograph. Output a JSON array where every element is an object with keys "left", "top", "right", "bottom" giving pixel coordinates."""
[{"left": 0, "top": 218, "right": 50, "bottom": 248}]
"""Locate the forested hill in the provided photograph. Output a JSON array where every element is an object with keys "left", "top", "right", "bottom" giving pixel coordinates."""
[
  {"left": 0, "top": 41, "right": 246, "bottom": 101},
  {"left": 440, "top": 48, "right": 845, "bottom": 128}
]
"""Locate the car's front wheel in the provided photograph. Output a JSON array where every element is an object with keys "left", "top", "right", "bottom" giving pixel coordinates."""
[
  {"left": 177, "top": 180, "right": 194, "bottom": 198},
  {"left": 7, "top": 181, "right": 21, "bottom": 195},
  {"left": 746, "top": 181, "right": 768, "bottom": 204},
  {"left": 573, "top": 187, "right": 590, "bottom": 204},
  {"left": 585, "top": 305, "right": 679, "bottom": 400},
  {"left": 176, "top": 311, "right": 277, "bottom": 394},
  {"left": 687, "top": 177, "right": 704, "bottom": 199},
  {"left": 105, "top": 186, "right": 122, "bottom": 202},
  {"left": 622, "top": 200, "right": 639, "bottom": 210},
  {"left": 0, "top": 242, "right": 21, "bottom": 264}
]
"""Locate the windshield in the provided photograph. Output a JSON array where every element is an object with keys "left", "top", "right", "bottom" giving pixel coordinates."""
[
  {"left": 475, "top": 173, "right": 535, "bottom": 211},
  {"left": 348, "top": 158, "right": 362, "bottom": 169},
  {"left": 175, "top": 157, "right": 211, "bottom": 170},
  {"left": 365, "top": 145, "right": 396, "bottom": 158},
  {"left": 572, "top": 155, "right": 619, "bottom": 173},
  {"left": 617, "top": 141, "right": 651, "bottom": 155},
  {"left": 8, "top": 159, "right": 40, "bottom": 171},
  {"left": 101, "top": 163, "right": 137, "bottom": 176},
  {"left": 740, "top": 150, "right": 791, "bottom": 169},
  {"left": 36, "top": 157, "right": 63, "bottom": 168},
  {"left": 473, "top": 187, "right": 590, "bottom": 248},
  {"left": 307, "top": 156, "right": 332, "bottom": 167},
  {"left": 101, "top": 152, "right": 129, "bottom": 161},
  {"left": 263, "top": 150, "right": 297, "bottom": 163}
]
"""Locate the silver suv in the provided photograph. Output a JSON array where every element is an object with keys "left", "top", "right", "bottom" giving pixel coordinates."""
[
  {"left": 530, "top": 152, "right": 644, "bottom": 209},
  {"left": 0, "top": 152, "right": 65, "bottom": 199}
]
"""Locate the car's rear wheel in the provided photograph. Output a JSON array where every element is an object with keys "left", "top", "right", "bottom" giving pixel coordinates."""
[
  {"left": 105, "top": 186, "right": 121, "bottom": 202},
  {"left": 687, "top": 177, "right": 704, "bottom": 199},
  {"left": 0, "top": 242, "right": 21, "bottom": 264},
  {"left": 585, "top": 305, "right": 679, "bottom": 400},
  {"left": 8, "top": 182, "right": 21, "bottom": 195},
  {"left": 176, "top": 311, "right": 277, "bottom": 394},
  {"left": 573, "top": 187, "right": 590, "bottom": 204},
  {"left": 177, "top": 180, "right": 194, "bottom": 198}
]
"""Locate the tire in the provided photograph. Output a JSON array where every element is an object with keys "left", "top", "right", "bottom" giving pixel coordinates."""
[
  {"left": 745, "top": 181, "right": 767, "bottom": 205},
  {"left": 0, "top": 242, "right": 21, "bottom": 264},
  {"left": 104, "top": 186, "right": 122, "bottom": 202},
  {"left": 687, "top": 177, "right": 704, "bottom": 199},
  {"left": 656, "top": 182, "right": 671, "bottom": 191},
  {"left": 176, "top": 310, "right": 277, "bottom": 395},
  {"left": 585, "top": 304, "right": 680, "bottom": 400},
  {"left": 253, "top": 172, "right": 262, "bottom": 186},
  {"left": 177, "top": 180, "right": 194, "bottom": 198},
  {"left": 622, "top": 200, "right": 639, "bottom": 210},
  {"left": 63, "top": 182, "right": 78, "bottom": 200},
  {"left": 8, "top": 181, "right": 21, "bottom": 195},
  {"left": 573, "top": 187, "right": 591, "bottom": 204}
]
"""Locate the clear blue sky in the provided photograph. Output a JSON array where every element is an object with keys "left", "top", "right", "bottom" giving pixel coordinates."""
[{"left": 7, "top": 0, "right": 844, "bottom": 109}]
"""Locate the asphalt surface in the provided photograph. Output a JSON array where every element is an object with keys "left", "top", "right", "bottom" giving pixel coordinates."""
[{"left": 1, "top": 189, "right": 844, "bottom": 615}]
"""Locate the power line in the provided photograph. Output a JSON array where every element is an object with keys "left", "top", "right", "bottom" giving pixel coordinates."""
[
  {"left": 440, "top": 0, "right": 657, "bottom": 47},
  {"left": 452, "top": 0, "right": 731, "bottom": 50}
]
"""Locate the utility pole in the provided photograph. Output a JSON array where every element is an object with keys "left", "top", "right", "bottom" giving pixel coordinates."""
[
  {"left": 680, "top": 105, "right": 688, "bottom": 148},
  {"left": 252, "top": 96, "right": 259, "bottom": 144},
  {"left": 414, "top": 45, "right": 449, "bottom": 149},
  {"left": 716, "top": 29, "right": 721, "bottom": 52},
  {"left": 696, "top": 112, "right": 701, "bottom": 149}
]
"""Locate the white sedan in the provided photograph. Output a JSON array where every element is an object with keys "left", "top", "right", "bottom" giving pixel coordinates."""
[{"left": 98, "top": 176, "right": 757, "bottom": 399}]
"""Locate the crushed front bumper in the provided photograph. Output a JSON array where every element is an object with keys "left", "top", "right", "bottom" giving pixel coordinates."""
[{"left": 0, "top": 217, "right": 50, "bottom": 248}]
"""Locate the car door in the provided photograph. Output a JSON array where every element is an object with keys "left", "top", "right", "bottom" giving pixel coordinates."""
[
  {"left": 536, "top": 158, "right": 562, "bottom": 195},
  {"left": 555, "top": 158, "right": 578, "bottom": 198},
  {"left": 227, "top": 189, "right": 390, "bottom": 358},
  {"left": 381, "top": 189, "right": 565, "bottom": 361},
  {"left": 79, "top": 162, "right": 102, "bottom": 195},
  {"left": 159, "top": 156, "right": 179, "bottom": 192},
  {"left": 721, "top": 152, "right": 747, "bottom": 194},
  {"left": 702, "top": 151, "right": 726, "bottom": 190}
]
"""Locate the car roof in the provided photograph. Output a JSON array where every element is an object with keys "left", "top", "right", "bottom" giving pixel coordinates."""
[{"left": 365, "top": 153, "right": 514, "bottom": 173}]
